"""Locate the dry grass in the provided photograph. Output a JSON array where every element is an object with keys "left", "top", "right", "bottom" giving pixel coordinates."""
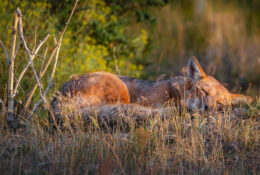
[
  {"left": 0, "top": 100, "right": 259, "bottom": 174},
  {"left": 142, "top": 2, "right": 260, "bottom": 96}
]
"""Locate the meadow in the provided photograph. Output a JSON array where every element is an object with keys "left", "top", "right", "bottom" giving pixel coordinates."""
[
  {"left": 0, "top": 102, "right": 259, "bottom": 174},
  {"left": 0, "top": 0, "right": 259, "bottom": 174}
]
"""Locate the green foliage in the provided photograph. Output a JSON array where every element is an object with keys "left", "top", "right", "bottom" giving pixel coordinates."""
[
  {"left": 0, "top": 0, "right": 170, "bottom": 101},
  {"left": 0, "top": 0, "right": 259, "bottom": 105},
  {"left": 0, "top": 0, "right": 55, "bottom": 97}
]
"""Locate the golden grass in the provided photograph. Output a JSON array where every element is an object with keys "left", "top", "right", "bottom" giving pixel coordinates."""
[{"left": 0, "top": 100, "right": 259, "bottom": 174}]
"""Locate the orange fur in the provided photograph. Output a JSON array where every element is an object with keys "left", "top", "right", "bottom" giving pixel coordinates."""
[
  {"left": 51, "top": 57, "right": 253, "bottom": 116},
  {"left": 51, "top": 72, "right": 130, "bottom": 117},
  {"left": 184, "top": 57, "right": 253, "bottom": 111},
  {"left": 119, "top": 56, "right": 253, "bottom": 111},
  {"left": 192, "top": 56, "right": 207, "bottom": 78}
]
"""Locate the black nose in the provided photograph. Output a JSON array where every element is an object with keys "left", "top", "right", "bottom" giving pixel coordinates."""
[{"left": 204, "top": 105, "right": 209, "bottom": 111}]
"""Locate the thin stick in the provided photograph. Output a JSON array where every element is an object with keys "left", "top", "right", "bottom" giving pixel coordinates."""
[
  {"left": 16, "top": 8, "right": 45, "bottom": 101},
  {"left": 13, "top": 34, "right": 50, "bottom": 95},
  {"left": 23, "top": 40, "right": 58, "bottom": 112},
  {"left": 50, "top": 35, "right": 60, "bottom": 79},
  {"left": 113, "top": 46, "right": 121, "bottom": 75},
  {"left": 6, "top": 11, "right": 18, "bottom": 123},
  {"left": 23, "top": 36, "right": 57, "bottom": 115},
  {"left": 23, "top": 41, "right": 58, "bottom": 114},
  {"left": 28, "top": 37, "right": 62, "bottom": 120},
  {"left": 25, "top": 0, "right": 78, "bottom": 105},
  {"left": 14, "top": 38, "right": 21, "bottom": 60},
  {"left": 0, "top": 40, "right": 10, "bottom": 65},
  {"left": 39, "top": 0, "right": 78, "bottom": 77},
  {"left": 27, "top": 0, "right": 78, "bottom": 119},
  {"left": 10, "top": 66, "right": 25, "bottom": 93},
  {"left": 30, "top": 52, "right": 47, "bottom": 59},
  {"left": 40, "top": 47, "right": 49, "bottom": 72},
  {"left": 25, "top": 40, "right": 59, "bottom": 117},
  {"left": 28, "top": 81, "right": 52, "bottom": 120}
]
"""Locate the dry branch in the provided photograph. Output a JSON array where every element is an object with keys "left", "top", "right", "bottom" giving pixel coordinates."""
[
  {"left": 41, "top": 47, "right": 49, "bottom": 70},
  {"left": 13, "top": 34, "right": 50, "bottom": 95},
  {"left": 27, "top": 38, "right": 62, "bottom": 120},
  {"left": 27, "top": 0, "right": 78, "bottom": 119},
  {"left": 16, "top": 8, "right": 45, "bottom": 102},
  {"left": 6, "top": 11, "right": 19, "bottom": 124},
  {"left": 24, "top": 37, "right": 58, "bottom": 116},
  {"left": 14, "top": 38, "right": 21, "bottom": 59},
  {"left": 0, "top": 40, "right": 10, "bottom": 65},
  {"left": 50, "top": 35, "right": 60, "bottom": 80}
]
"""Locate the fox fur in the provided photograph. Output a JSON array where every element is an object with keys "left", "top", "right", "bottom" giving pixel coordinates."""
[
  {"left": 50, "top": 72, "right": 130, "bottom": 120},
  {"left": 119, "top": 56, "right": 252, "bottom": 111},
  {"left": 50, "top": 56, "right": 253, "bottom": 123}
]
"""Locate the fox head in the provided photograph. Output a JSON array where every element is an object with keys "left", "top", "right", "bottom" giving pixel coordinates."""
[{"left": 185, "top": 56, "right": 253, "bottom": 112}]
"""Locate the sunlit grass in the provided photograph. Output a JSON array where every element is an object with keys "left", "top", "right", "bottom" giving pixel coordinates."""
[{"left": 0, "top": 100, "right": 259, "bottom": 174}]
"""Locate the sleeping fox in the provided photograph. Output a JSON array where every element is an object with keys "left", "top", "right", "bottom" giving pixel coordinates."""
[
  {"left": 51, "top": 56, "right": 253, "bottom": 117},
  {"left": 119, "top": 56, "right": 253, "bottom": 111}
]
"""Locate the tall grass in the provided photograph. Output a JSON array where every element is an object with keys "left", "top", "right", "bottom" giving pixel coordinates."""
[
  {"left": 0, "top": 101, "right": 259, "bottom": 174},
  {"left": 0, "top": 1, "right": 259, "bottom": 174},
  {"left": 141, "top": 1, "right": 260, "bottom": 96}
]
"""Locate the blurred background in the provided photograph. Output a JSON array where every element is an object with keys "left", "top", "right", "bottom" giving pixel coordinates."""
[{"left": 0, "top": 0, "right": 259, "bottom": 105}]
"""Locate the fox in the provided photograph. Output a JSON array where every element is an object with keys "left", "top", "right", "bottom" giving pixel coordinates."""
[
  {"left": 119, "top": 56, "right": 253, "bottom": 111},
  {"left": 50, "top": 56, "right": 253, "bottom": 119}
]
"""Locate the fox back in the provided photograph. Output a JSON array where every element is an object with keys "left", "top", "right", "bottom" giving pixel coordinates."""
[
  {"left": 118, "top": 76, "right": 171, "bottom": 107},
  {"left": 51, "top": 57, "right": 253, "bottom": 120},
  {"left": 50, "top": 72, "right": 130, "bottom": 119}
]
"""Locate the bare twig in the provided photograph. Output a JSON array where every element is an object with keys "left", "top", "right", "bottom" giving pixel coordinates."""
[
  {"left": 23, "top": 36, "right": 56, "bottom": 114},
  {"left": 28, "top": 37, "right": 62, "bottom": 120},
  {"left": 50, "top": 35, "right": 59, "bottom": 79},
  {"left": 10, "top": 66, "right": 25, "bottom": 93},
  {"left": 26, "top": 39, "right": 61, "bottom": 118},
  {"left": 53, "top": 34, "right": 57, "bottom": 44},
  {"left": 13, "top": 34, "right": 50, "bottom": 95},
  {"left": 23, "top": 40, "right": 57, "bottom": 113},
  {"left": 16, "top": 8, "right": 45, "bottom": 101},
  {"left": 39, "top": 0, "right": 78, "bottom": 77},
  {"left": 30, "top": 52, "right": 47, "bottom": 59},
  {"left": 6, "top": 11, "right": 19, "bottom": 123},
  {"left": 0, "top": 40, "right": 10, "bottom": 65},
  {"left": 28, "top": 81, "right": 52, "bottom": 119},
  {"left": 113, "top": 46, "right": 121, "bottom": 75},
  {"left": 27, "top": 0, "right": 78, "bottom": 119},
  {"left": 23, "top": 42, "right": 57, "bottom": 113},
  {"left": 25, "top": 0, "right": 78, "bottom": 105},
  {"left": 14, "top": 38, "right": 21, "bottom": 60},
  {"left": 40, "top": 47, "right": 49, "bottom": 72}
]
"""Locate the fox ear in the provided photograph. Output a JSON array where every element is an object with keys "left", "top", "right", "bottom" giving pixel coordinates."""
[
  {"left": 231, "top": 94, "right": 253, "bottom": 105},
  {"left": 188, "top": 56, "right": 207, "bottom": 82}
]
